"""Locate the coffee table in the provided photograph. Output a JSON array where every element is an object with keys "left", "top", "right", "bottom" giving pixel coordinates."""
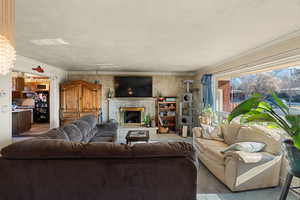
[{"left": 126, "top": 130, "right": 150, "bottom": 145}]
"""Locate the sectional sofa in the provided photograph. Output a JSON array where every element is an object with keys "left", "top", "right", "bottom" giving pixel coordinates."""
[{"left": 40, "top": 115, "right": 118, "bottom": 142}]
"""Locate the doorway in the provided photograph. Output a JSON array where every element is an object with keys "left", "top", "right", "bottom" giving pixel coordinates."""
[{"left": 12, "top": 71, "right": 51, "bottom": 137}]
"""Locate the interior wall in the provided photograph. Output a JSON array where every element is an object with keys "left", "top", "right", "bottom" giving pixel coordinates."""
[
  {"left": 67, "top": 74, "right": 191, "bottom": 122},
  {"left": 0, "top": 55, "right": 67, "bottom": 149},
  {"left": 0, "top": 72, "right": 12, "bottom": 148},
  {"left": 15, "top": 55, "right": 67, "bottom": 129}
]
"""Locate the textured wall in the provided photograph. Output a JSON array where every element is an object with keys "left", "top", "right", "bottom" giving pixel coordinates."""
[
  {"left": 0, "top": 72, "right": 12, "bottom": 149},
  {"left": 67, "top": 74, "right": 191, "bottom": 122}
]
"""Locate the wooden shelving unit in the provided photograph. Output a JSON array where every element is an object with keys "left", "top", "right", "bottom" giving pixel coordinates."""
[{"left": 157, "top": 97, "right": 177, "bottom": 133}]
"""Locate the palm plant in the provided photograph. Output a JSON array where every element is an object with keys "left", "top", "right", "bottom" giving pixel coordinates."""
[{"left": 228, "top": 93, "right": 300, "bottom": 150}]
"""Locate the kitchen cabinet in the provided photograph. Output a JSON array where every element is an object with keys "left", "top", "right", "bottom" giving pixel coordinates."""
[
  {"left": 12, "top": 77, "right": 25, "bottom": 99},
  {"left": 12, "top": 110, "right": 32, "bottom": 136},
  {"left": 60, "top": 80, "right": 101, "bottom": 125},
  {"left": 13, "top": 77, "right": 25, "bottom": 91}
]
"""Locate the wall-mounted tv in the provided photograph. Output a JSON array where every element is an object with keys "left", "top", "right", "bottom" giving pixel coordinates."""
[{"left": 114, "top": 76, "right": 153, "bottom": 97}]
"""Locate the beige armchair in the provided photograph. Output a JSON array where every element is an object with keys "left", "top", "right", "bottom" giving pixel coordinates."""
[{"left": 193, "top": 123, "right": 283, "bottom": 191}]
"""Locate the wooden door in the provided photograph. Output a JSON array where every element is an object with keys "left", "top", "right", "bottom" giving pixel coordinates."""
[
  {"left": 60, "top": 83, "right": 81, "bottom": 122},
  {"left": 80, "top": 83, "right": 101, "bottom": 113}
]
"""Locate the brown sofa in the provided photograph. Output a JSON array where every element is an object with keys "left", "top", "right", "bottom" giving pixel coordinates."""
[
  {"left": 0, "top": 140, "right": 197, "bottom": 200},
  {"left": 193, "top": 123, "right": 282, "bottom": 191}
]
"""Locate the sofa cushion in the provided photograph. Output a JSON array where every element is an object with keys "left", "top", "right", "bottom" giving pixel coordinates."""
[
  {"left": 38, "top": 128, "right": 70, "bottom": 141},
  {"left": 72, "top": 120, "right": 92, "bottom": 142},
  {"left": 94, "top": 130, "right": 116, "bottom": 137},
  {"left": 1, "top": 140, "right": 195, "bottom": 161},
  {"left": 79, "top": 115, "right": 97, "bottom": 129},
  {"left": 195, "top": 138, "right": 228, "bottom": 153},
  {"left": 235, "top": 126, "right": 281, "bottom": 155},
  {"left": 89, "top": 136, "right": 114, "bottom": 143},
  {"left": 97, "top": 122, "right": 118, "bottom": 132},
  {"left": 204, "top": 146, "right": 226, "bottom": 165},
  {"left": 62, "top": 124, "right": 83, "bottom": 142},
  {"left": 132, "top": 142, "right": 195, "bottom": 161},
  {"left": 195, "top": 138, "right": 228, "bottom": 165},
  {"left": 221, "top": 122, "right": 242, "bottom": 145},
  {"left": 1, "top": 139, "right": 131, "bottom": 159}
]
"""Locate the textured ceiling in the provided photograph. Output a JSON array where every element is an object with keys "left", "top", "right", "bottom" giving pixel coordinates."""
[{"left": 16, "top": 0, "right": 300, "bottom": 72}]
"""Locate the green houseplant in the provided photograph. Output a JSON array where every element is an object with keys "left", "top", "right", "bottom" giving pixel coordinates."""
[
  {"left": 143, "top": 114, "right": 151, "bottom": 127},
  {"left": 199, "top": 105, "right": 214, "bottom": 125},
  {"left": 228, "top": 93, "right": 300, "bottom": 174}
]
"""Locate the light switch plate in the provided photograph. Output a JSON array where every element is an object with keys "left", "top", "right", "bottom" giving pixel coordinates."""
[{"left": 0, "top": 89, "right": 7, "bottom": 97}]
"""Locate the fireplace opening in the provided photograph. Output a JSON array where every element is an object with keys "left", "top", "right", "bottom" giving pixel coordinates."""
[{"left": 124, "top": 111, "right": 141, "bottom": 123}]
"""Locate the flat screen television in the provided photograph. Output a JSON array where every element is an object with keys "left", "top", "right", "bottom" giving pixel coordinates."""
[{"left": 114, "top": 76, "right": 153, "bottom": 97}]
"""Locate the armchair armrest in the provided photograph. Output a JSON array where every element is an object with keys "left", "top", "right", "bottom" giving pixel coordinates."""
[{"left": 224, "top": 151, "right": 276, "bottom": 164}]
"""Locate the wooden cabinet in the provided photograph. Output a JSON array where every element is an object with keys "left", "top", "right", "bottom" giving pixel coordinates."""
[
  {"left": 60, "top": 80, "right": 101, "bottom": 125},
  {"left": 12, "top": 110, "right": 32, "bottom": 136},
  {"left": 12, "top": 77, "right": 25, "bottom": 99},
  {"left": 14, "top": 77, "right": 25, "bottom": 91}
]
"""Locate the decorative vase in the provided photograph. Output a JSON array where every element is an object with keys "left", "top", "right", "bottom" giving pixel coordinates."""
[{"left": 283, "top": 139, "right": 300, "bottom": 175}]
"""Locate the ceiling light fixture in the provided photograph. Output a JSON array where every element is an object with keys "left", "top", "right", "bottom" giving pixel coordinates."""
[
  {"left": 0, "top": 35, "right": 16, "bottom": 75},
  {"left": 0, "top": 0, "right": 16, "bottom": 75},
  {"left": 30, "top": 38, "right": 70, "bottom": 46}
]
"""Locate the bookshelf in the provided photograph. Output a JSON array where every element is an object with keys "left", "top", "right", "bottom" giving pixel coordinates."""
[{"left": 157, "top": 97, "right": 177, "bottom": 133}]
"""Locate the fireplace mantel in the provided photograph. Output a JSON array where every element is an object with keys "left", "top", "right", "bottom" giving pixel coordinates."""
[{"left": 119, "top": 107, "right": 145, "bottom": 112}]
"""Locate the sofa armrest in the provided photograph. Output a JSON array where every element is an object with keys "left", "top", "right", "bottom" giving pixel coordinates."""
[
  {"left": 96, "top": 122, "right": 118, "bottom": 132},
  {"left": 224, "top": 151, "right": 282, "bottom": 191},
  {"left": 224, "top": 151, "right": 276, "bottom": 164}
]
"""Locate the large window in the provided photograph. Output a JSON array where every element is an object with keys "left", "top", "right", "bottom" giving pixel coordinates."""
[{"left": 216, "top": 66, "right": 300, "bottom": 114}]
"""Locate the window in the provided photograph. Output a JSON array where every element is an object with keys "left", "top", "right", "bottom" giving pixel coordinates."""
[{"left": 216, "top": 66, "right": 300, "bottom": 114}]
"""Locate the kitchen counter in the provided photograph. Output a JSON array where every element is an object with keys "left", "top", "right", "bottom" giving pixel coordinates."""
[
  {"left": 12, "top": 110, "right": 32, "bottom": 136},
  {"left": 12, "top": 109, "right": 33, "bottom": 113}
]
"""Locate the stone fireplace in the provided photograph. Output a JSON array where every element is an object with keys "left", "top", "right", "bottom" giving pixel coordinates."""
[
  {"left": 119, "top": 107, "right": 145, "bottom": 126},
  {"left": 108, "top": 98, "right": 156, "bottom": 127},
  {"left": 108, "top": 98, "right": 157, "bottom": 142}
]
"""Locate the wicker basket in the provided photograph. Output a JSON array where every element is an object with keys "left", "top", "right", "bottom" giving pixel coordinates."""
[{"left": 159, "top": 127, "right": 169, "bottom": 133}]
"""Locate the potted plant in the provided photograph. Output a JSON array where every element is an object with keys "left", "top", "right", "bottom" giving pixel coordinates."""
[
  {"left": 199, "top": 105, "right": 214, "bottom": 125},
  {"left": 156, "top": 91, "right": 164, "bottom": 101},
  {"left": 107, "top": 88, "right": 113, "bottom": 99},
  {"left": 143, "top": 114, "right": 151, "bottom": 127},
  {"left": 228, "top": 93, "right": 300, "bottom": 174}
]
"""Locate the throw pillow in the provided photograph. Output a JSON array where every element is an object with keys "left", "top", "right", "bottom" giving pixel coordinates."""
[
  {"left": 192, "top": 127, "right": 202, "bottom": 138},
  {"left": 221, "top": 122, "right": 242, "bottom": 145},
  {"left": 201, "top": 125, "right": 224, "bottom": 142},
  {"left": 221, "top": 142, "right": 266, "bottom": 153}
]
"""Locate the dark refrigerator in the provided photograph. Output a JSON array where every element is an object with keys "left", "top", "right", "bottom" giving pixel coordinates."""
[{"left": 34, "top": 91, "right": 49, "bottom": 123}]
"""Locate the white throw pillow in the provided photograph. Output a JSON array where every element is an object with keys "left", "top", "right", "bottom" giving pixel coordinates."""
[
  {"left": 201, "top": 125, "right": 224, "bottom": 142},
  {"left": 192, "top": 127, "right": 202, "bottom": 138},
  {"left": 221, "top": 142, "right": 266, "bottom": 153}
]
